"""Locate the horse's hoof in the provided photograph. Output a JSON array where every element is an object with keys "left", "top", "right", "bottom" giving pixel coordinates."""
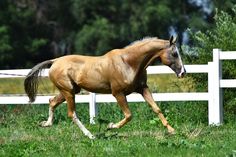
[
  {"left": 168, "top": 130, "right": 176, "bottom": 135},
  {"left": 85, "top": 132, "right": 96, "bottom": 139},
  {"left": 40, "top": 121, "right": 52, "bottom": 127},
  {"left": 167, "top": 127, "right": 176, "bottom": 135},
  {"left": 89, "top": 134, "right": 96, "bottom": 140},
  {"left": 107, "top": 122, "right": 116, "bottom": 129}
]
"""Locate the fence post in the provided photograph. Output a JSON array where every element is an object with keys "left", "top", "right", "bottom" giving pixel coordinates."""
[
  {"left": 210, "top": 49, "right": 223, "bottom": 125},
  {"left": 208, "top": 62, "right": 214, "bottom": 125},
  {"left": 89, "top": 92, "right": 97, "bottom": 124}
]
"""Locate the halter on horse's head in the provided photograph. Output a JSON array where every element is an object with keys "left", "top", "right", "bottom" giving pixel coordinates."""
[{"left": 159, "top": 36, "right": 186, "bottom": 78}]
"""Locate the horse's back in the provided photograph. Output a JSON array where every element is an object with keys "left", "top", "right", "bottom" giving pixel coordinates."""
[
  {"left": 48, "top": 54, "right": 112, "bottom": 93},
  {"left": 48, "top": 50, "right": 134, "bottom": 94}
]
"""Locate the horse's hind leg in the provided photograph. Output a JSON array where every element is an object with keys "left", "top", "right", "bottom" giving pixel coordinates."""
[
  {"left": 41, "top": 93, "right": 65, "bottom": 127},
  {"left": 61, "top": 90, "right": 95, "bottom": 139}
]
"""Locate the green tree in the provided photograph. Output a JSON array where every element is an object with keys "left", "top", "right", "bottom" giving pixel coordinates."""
[
  {"left": 0, "top": 0, "right": 78, "bottom": 69},
  {"left": 0, "top": 1, "right": 48, "bottom": 68},
  {"left": 0, "top": 26, "right": 12, "bottom": 57},
  {"left": 74, "top": 18, "right": 115, "bottom": 55},
  {"left": 212, "top": 0, "right": 235, "bottom": 13},
  {"left": 72, "top": 0, "right": 213, "bottom": 55},
  {"left": 1, "top": 0, "right": 232, "bottom": 69},
  {"left": 186, "top": 5, "right": 236, "bottom": 117},
  {"left": 186, "top": 6, "right": 236, "bottom": 66}
]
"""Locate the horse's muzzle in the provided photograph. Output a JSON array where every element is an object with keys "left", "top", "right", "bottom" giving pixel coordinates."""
[{"left": 177, "top": 67, "right": 186, "bottom": 78}]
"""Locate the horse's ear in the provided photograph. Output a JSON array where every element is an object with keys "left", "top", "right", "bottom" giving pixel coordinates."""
[{"left": 170, "top": 35, "right": 177, "bottom": 45}]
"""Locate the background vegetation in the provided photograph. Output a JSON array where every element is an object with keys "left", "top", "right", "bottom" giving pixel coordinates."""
[
  {"left": 186, "top": 5, "right": 236, "bottom": 117},
  {"left": 1, "top": 0, "right": 234, "bottom": 69}
]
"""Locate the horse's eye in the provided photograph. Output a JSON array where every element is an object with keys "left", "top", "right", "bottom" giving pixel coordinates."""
[{"left": 172, "top": 52, "right": 178, "bottom": 58}]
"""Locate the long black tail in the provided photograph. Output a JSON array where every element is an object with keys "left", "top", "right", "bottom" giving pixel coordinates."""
[{"left": 24, "top": 60, "right": 54, "bottom": 103}]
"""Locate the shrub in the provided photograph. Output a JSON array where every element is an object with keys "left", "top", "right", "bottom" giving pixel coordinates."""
[{"left": 185, "top": 5, "right": 236, "bottom": 121}]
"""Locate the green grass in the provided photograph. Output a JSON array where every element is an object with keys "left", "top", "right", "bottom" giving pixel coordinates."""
[
  {"left": 1, "top": 102, "right": 236, "bottom": 157},
  {"left": 0, "top": 75, "right": 235, "bottom": 156}
]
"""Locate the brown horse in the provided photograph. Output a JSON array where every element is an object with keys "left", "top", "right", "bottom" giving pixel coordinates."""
[{"left": 24, "top": 36, "right": 185, "bottom": 139}]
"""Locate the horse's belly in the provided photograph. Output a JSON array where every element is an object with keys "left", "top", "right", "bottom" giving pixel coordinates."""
[
  {"left": 77, "top": 79, "right": 112, "bottom": 94},
  {"left": 86, "top": 87, "right": 112, "bottom": 94}
]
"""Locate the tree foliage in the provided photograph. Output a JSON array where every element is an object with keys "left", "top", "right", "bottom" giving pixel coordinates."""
[
  {"left": 186, "top": 5, "right": 236, "bottom": 72},
  {"left": 74, "top": 18, "right": 115, "bottom": 55},
  {"left": 0, "top": 1, "right": 48, "bottom": 68},
  {"left": 72, "top": 0, "right": 214, "bottom": 55},
  {"left": 186, "top": 5, "right": 236, "bottom": 115},
  {"left": 0, "top": 0, "right": 235, "bottom": 69}
]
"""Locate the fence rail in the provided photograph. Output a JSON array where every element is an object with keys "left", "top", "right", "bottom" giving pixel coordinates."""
[{"left": 0, "top": 49, "right": 235, "bottom": 125}]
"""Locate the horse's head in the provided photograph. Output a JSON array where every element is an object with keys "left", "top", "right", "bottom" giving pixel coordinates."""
[{"left": 159, "top": 36, "right": 186, "bottom": 78}]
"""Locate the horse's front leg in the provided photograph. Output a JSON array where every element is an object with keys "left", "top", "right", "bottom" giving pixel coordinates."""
[
  {"left": 108, "top": 93, "right": 132, "bottom": 129},
  {"left": 141, "top": 87, "right": 175, "bottom": 134}
]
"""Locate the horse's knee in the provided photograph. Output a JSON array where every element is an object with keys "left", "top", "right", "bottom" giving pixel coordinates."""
[
  {"left": 49, "top": 94, "right": 65, "bottom": 108},
  {"left": 49, "top": 97, "right": 58, "bottom": 107},
  {"left": 49, "top": 97, "right": 54, "bottom": 104}
]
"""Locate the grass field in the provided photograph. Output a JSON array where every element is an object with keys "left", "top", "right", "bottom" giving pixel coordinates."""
[
  {"left": 1, "top": 102, "right": 236, "bottom": 157},
  {"left": 0, "top": 75, "right": 236, "bottom": 156}
]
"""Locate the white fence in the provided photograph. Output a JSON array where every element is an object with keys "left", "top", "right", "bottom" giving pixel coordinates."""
[{"left": 0, "top": 49, "right": 235, "bottom": 125}]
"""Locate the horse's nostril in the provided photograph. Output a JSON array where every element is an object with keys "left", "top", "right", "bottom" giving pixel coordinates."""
[
  {"left": 178, "top": 72, "right": 185, "bottom": 78},
  {"left": 179, "top": 67, "right": 186, "bottom": 78}
]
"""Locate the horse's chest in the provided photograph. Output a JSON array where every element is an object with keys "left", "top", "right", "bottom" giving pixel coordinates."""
[
  {"left": 118, "top": 67, "right": 136, "bottom": 85},
  {"left": 113, "top": 68, "right": 146, "bottom": 93}
]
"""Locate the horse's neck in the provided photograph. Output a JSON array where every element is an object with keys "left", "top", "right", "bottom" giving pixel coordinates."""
[{"left": 124, "top": 41, "right": 166, "bottom": 72}]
